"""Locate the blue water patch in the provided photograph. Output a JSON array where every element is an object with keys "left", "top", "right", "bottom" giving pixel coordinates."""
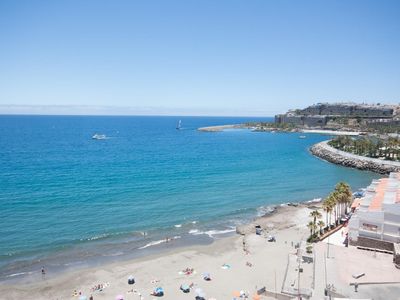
[{"left": 0, "top": 115, "right": 379, "bottom": 280}]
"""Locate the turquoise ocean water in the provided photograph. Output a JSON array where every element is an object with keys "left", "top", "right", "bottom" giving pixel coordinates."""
[{"left": 0, "top": 115, "right": 379, "bottom": 281}]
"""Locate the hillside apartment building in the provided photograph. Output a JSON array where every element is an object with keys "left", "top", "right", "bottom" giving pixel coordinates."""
[{"left": 275, "top": 103, "right": 399, "bottom": 128}]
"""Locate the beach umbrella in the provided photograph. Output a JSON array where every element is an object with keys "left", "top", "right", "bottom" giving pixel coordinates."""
[
  {"left": 115, "top": 295, "right": 124, "bottom": 300},
  {"left": 128, "top": 275, "right": 135, "bottom": 284},
  {"left": 181, "top": 284, "right": 190, "bottom": 290},
  {"left": 195, "top": 288, "right": 205, "bottom": 298},
  {"left": 79, "top": 296, "right": 87, "bottom": 300}
]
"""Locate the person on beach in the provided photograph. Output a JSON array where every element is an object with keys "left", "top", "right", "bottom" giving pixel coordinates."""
[{"left": 41, "top": 267, "right": 45, "bottom": 278}]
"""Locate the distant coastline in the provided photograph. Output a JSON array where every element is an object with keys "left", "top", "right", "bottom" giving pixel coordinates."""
[
  {"left": 197, "top": 123, "right": 363, "bottom": 136},
  {"left": 196, "top": 122, "right": 400, "bottom": 174}
]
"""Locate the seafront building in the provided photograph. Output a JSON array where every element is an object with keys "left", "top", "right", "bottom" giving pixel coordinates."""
[{"left": 348, "top": 172, "right": 400, "bottom": 250}]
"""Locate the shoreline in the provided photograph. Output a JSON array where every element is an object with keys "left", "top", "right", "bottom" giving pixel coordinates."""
[
  {"left": 0, "top": 203, "right": 315, "bottom": 300},
  {"left": 301, "top": 129, "right": 362, "bottom": 136},
  {"left": 197, "top": 123, "right": 364, "bottom": 136},
  {"left": 0, "top": 198, "right": 320, "bottom": 285},
  {"left": 310, "top": 140, "right": 400, "bottom": 174}
]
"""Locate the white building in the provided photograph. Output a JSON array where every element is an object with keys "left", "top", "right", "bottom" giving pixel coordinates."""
[{"left": 348, "top": 172, "right": 400, "bottom": 244}]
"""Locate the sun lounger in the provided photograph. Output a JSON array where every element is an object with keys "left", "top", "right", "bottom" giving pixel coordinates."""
[{"left": 352, "top": 272, "right": 365, "bottom": 279}]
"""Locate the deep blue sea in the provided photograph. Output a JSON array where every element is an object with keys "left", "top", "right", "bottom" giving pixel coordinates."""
[{"left": 0, "top": 115, "right": 380, "bottom": 281}]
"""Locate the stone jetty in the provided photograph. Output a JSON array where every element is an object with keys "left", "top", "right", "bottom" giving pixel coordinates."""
[
  {"left": 198, "top": 124, "right": 244, "bottom": 132},
  {"left": 310, "top": 141, "right": 400, "bottom": 174}
]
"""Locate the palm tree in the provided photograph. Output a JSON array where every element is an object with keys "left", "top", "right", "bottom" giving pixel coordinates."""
[
  {"left": 310, "top": 210, "right": 322, "bottom": 227},
  {"left": 317, "top": 220, "right": 325, "bottom": 235},
  {"left": 335, "top": 182, "right": 352, "bottom": 216},
  {"left": 307, "top": 221, "right": 317, "bottom": 237},
  {"left": 325, "top": 194, "right": 336, "bottom": 229},
  {"left": 322, "top": 199, "right": 330, "bottom": 228},
  {"left": 328, "top": 191, "right": 339, "bottom": 225}
]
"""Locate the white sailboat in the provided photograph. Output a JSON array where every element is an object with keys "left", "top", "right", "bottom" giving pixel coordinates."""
[{"left": 176, "top": 120, "right": 182, "bottom": 130}]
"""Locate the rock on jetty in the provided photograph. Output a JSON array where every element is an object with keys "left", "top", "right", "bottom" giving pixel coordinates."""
[
  {"left": 198, "top": 124, "right": 244, "bottom": 132},
  {"left": 310, "top": 141, "right": 400, "bottom": 174}
]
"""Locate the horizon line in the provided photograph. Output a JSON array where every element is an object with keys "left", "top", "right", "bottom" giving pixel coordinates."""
[
  {"left": 0, "top": 113, "right": 275, "bottom": 118},
  {"left": 0, "top": 104, "right": 279, "bottom": 117}
]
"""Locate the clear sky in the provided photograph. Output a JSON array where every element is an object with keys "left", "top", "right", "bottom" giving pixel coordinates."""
[{"left": 0, "top": 0, "right": 399, "bottom": 116}]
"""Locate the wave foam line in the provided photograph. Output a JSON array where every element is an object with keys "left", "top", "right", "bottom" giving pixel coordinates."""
[
  {"left": 189, "top": 228, "right": 236, "bottom": 237},
  {"left": 5, "top": 271, "right": 33, "bottom": 278},
  {"left": 138, "top": 236, "right": 181, "bottom": 250}
]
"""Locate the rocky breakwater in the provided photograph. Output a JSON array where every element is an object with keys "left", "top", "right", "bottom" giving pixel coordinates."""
[
  {"left": 310, "top": 140, "right": 400, "bottom": 174},
  {"left": 198, "top": 124, "right": 245, "bottom": 132},
  {"left": 236, "top": 204, "right": 310, "bottom": 235}
]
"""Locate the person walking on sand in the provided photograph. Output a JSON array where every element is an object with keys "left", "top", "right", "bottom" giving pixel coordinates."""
[{"left": 41, "top": 267, "right": 45, "bottom": 279}]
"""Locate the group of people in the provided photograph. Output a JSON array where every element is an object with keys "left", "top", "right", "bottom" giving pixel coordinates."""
[
  {"left": 182, "top": 267, "right": 195, "bottom": 275},
  {"left": 72, "top": 289, "right": 93, "bottom": 300},
  {"left": 90, "top": 283, "right": 109, "bottom": 292}
]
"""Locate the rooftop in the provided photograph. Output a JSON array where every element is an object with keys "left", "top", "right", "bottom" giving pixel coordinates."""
[{"left": 356, "top": 173, "right": 400, "bottom": 212}]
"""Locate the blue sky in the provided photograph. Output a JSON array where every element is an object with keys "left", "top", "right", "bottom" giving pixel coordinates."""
[{"left": 0, "top": 0, "right": 399, "bottom": 116}]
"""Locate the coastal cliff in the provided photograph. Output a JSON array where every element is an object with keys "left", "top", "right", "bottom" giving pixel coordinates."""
[{"left": 310, "top": 141, "right": 400, "bottom": 174}]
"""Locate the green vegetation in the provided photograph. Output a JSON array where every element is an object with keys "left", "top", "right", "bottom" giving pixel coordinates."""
[
  {"left": 367, "top": 122, "right": 400, "bottom": 134},
  {"left": 307, "top": 209, "right": 321, "bottom": 242},
  {"left": 307, "top": 182, "right": 352, "bottom": 243},
  {"left": 328, "top": 136, "right": 400, "bottom": 161}
]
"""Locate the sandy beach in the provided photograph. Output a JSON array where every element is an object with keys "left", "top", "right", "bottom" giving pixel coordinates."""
[
  {"left": 301, "top": 129, "right": 362, "bottom": 136},
  {"left": 2, "top": 201, "right": 400, "bottom": 300},
  {"left": 0, "top": 205, "right": 312, "bottom": 300}
]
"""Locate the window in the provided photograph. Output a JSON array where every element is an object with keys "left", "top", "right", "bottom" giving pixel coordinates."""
[{"left": 362, "top": 223, "right": 378, "bottom": 231}]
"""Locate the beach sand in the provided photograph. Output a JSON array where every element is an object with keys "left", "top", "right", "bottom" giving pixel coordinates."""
[
  {"left": 0, "top": 205, "right": 312, "bottom": 300},
  {"left": 3, "top": 202, "right": 399, "bottom": 300}
]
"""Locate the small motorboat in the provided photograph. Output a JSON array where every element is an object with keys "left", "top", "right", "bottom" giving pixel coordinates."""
[{"left": 92, "top": 134, "right": 107, "bottom": 140}]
